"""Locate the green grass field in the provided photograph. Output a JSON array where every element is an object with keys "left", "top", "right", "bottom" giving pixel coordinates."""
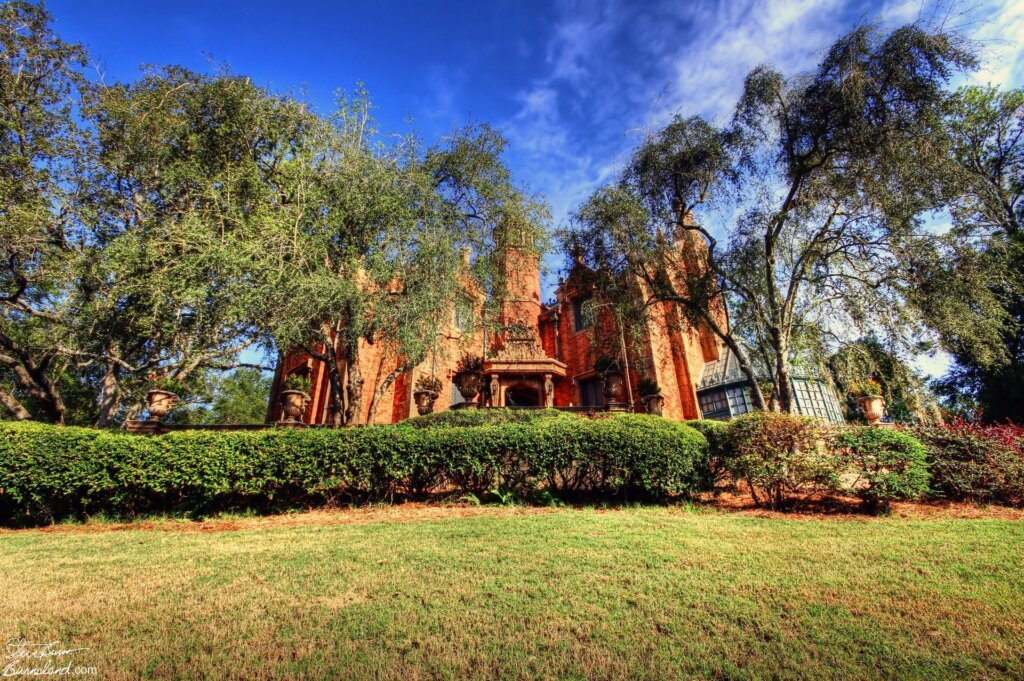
[{"left": 2, "top": 506, "right": 1022, "bottom": 680}]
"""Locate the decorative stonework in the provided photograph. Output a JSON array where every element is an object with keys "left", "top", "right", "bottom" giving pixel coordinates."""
[
  {"left": 485, "top": 320, "right": 567, "bottom": 379},
  {"left": 490, "top": 320, "right": 550, "bottom": 363}
]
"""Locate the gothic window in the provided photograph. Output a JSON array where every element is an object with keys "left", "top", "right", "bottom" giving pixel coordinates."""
[
  {"left": 454, "top": 297, "right": 474, "bottom": 333},
  {"left": 792, "top": 379, "right": 845, "bottom": 424},
  {"left": 573, "top": 297, "right": 594, "bottom": 332},
  {"left": 726, "top": 386, "right": 750, "bottom": 415}
]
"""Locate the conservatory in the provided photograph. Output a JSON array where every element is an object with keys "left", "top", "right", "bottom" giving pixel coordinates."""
[{"left": 696, "top": 347, "right": 845, "bottom": 424}]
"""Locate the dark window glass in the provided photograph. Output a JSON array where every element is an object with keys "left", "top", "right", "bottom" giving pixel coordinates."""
[
  {"left": 698, "top": 390, "right": 730, "bottom": 420},
  {"left": 578, "top": 378, "right": 604, "bottom": 407},
  {"left": 573, "top": 297, "right": 593, "bottom": 332}
]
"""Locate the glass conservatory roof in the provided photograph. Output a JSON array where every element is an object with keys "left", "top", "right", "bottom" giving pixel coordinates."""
[{"left": 698, "top": 347, "right": 749, "bottom": 390}]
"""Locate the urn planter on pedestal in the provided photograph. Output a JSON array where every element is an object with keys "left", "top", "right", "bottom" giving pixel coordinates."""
[
  {"left": 279, "top": 390, "right": 310, "bottom": 424},
  {"left": 637, "top": 378, "right": 663, "bottom": 416},
  {"left": 413, "top": 390, "right": 438, "bottom": 416},
  {"left": 601, "top": 372, "right": 623, "bottom": 401},
  {"left": 642, "top": 394, "right": 665, "bottom": 416},
  {"left": 453, "top": 371, "right": 482, "bottom": 407},
  {"left": 858, "top": 395, "right": 885, "bottom": 426},
  {"left": 145, "top": 389, "right": 178, "bottom": 422},
  {"left": 413, "top": 376, "right": 443, "bottom": 416},
  {"left": 453, "top": 355, "right": 485, "bottom": 408}
]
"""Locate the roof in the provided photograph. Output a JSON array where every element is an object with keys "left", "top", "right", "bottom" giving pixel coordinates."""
[
  {"left": 698, "top": 346, "right": 751, "bottom": 391},
  {"left": 698, "top": 345, "right": 826, "bottom": 392}
]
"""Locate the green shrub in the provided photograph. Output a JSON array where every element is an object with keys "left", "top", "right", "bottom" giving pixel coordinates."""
[
  {"left": 402, "top": 407, "right": 574, "bottom": 429},
  {"left": 834, "top": 427, "right": 930, "bottom": 512},
  {"left": 684, "top": 419, "right": 731, "bottom": 488},
  {"left": 0, "top": 414, "right": 709, "bottom": 525},
  {"left": 724, "top": 412, "right": 836, "bottom": 509},
  {"left": 912, "top": 421, "right": 1024, "bottom": 505}
]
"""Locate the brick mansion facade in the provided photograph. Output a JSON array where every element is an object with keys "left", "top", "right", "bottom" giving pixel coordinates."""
[{"left": 267, "top": 221, "right": 751, "bottom": 425}]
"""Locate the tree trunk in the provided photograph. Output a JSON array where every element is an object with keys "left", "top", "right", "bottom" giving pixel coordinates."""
[
  {"left": 325, "top": 354, "right": 345, "bottom": 428},
  {"left": 367, "top": 369, "right": 398, "bottom": 426},
  {"left": 33, "top": 367, "right": 65, "bottom": 425},
  {"left": 343, "top": 338, "right": 363, "bottom": 427},
  {"left": 768, "top": 325, "right": 794, "bottom": 413},
  {"left": 774, "top": 348, "right": 796, "bottom": 414},
  {"left": 725, "top": 335, "right": 768, "bottom": 412},
  {"left": 367, "top": 360, "right": 418, "bottom": 425},
  {"left": 686, "top": 304, "right": 769, "bottom": 412},
  {"left": 265, "top": 350, "right": 284, "bottom": 425},
  {"left": 0, "top": 386, "right": 31, "bottom": 420},
  {"left": 95, "top": 361, "right": 121, "bottom": 428}
]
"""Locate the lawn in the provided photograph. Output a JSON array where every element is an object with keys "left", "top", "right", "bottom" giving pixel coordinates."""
[{"left": 1, "top": 506, "right": 1022, "bottom": 680}]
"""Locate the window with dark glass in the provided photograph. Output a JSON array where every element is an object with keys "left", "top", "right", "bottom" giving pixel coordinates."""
[
  {"left": 698, "top": 390, "right": 730, "bottom": 420},
  {"left": 573, "top": 297, "right": 593, "bottom": 332},
  {"left": 578, "top": 377, "right": 604, "bottom": 407}
]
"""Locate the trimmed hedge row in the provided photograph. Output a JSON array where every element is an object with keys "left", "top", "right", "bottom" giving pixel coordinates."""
[
  {"left": 0, "top": 414, "right": 709, "bottom": 524},
  {"left": 403, "top": 407, "right": 577, "bottom": 429}
]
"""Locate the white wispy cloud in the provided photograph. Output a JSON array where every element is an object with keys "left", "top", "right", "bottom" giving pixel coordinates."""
[{"left": 500, "top": 0, "right": 1022, "bottom": 296}]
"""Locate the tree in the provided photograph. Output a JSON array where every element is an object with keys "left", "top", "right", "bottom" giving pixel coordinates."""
[
  {"left": 170, "top": 368, "right": 271, "bottom": 425},
  {"left": 0, "top": 3, "right": 308, "bottom": 426},
  {"left": 911, "top": 86, "right": 1023, "bottom": 422},
  {"left": 0, "top": 0, "right": 88, "bottom": 423},
  {"left": 566, "top": 22, "right": 975, "bottom": 414},
  {"left": 261, "top": 92, "right": 547, "bottom": 426},
  {"left": 78, "top": 67, "right": 300, "bottom": 424},
  {"left": 828, "top": 337, "right": 939, "bottom": 424}
]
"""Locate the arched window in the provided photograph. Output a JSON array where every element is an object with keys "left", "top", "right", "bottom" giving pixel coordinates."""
[{"left": 573, "top": 297, "right": 594, "bottom": 332}]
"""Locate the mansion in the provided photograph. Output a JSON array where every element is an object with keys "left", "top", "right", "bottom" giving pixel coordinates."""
[{"left": 269, "top": 225, "right": 844, "bottom": 425}]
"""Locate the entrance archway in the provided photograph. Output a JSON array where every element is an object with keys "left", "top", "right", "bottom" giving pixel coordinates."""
[{"left": 505, "top": 384, "right": 540, "bottom": 407}]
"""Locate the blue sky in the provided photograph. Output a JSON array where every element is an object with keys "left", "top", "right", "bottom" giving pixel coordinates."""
[{"left": 48, "top": 0, "right": 1024, "bottom": 374}]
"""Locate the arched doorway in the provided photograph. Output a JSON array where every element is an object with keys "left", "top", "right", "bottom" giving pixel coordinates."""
[{"left": 505, "top": 384, "right": 540, "bottom": 407}]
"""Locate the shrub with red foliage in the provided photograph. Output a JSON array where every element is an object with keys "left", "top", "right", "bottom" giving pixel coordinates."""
[{"left": 912, "top": 418, "right": 1024, "bottom": 506}]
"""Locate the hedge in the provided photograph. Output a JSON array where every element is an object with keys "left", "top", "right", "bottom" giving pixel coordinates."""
[
  {"left": 402, "top": 407, "right": 577, "bottom": 429},
  {"left": 834, "top": 427, "right": 930, "bottom": 511},
  {"left": 721, "top": 412, "right": 837, "bottom": 509},
  {"left": 684, "top": 419, "right": 731, "bottom": 488},
  {"left": 912, "top": 421, "right": 1024, "bottom": 505},
  {"left": 0, "top": 414, "right": 709, "bottom": 525}
]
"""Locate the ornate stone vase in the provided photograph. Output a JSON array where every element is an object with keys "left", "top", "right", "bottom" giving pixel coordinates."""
[
  {"left": 642, "top": 393, "right": 665, "bottom": 417},
  {"left": 279, "top": 389, "right": 310, "bottom": 423},
  {"left": 858, "top": 395, "right": 885, "bottom": 425},
  {"left": 413, "top": 389, "right": 438, "bottom": 416},
  {"left": 601, "top": 372, "right": 624, "bottom": 401},
  {"left": 145, "top": 389, "right": 178, "bottom": 422},
  {"left": 454, "top": 370, "right": 483, "bottom": 402}
]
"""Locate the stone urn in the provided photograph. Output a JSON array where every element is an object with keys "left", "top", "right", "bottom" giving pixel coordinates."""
[
  {"left": 413, "top": 390, "right": 438, "bottom": 416},
  {"left": 279, "top": 390, "right": 310, "bottom": 423},
  {"left": 858, "top": 395, "right": 885, "bottom": 425},
  {"left": 601, "top": 372, "right": 624, "bottom": 401},
  {"left": 145, "top": 389, "right": 178, "bottom": 422},
  {"left": 453, "top": 370, "right": 482, "bottom": 405},
  {"left": 642, "top": 394, "right": 665, "bottom": 417}
]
